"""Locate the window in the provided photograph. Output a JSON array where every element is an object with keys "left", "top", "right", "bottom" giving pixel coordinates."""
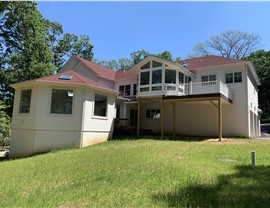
[
  {"left": 140, "top": 71, "right": 150, "bottom": 85},
  {"left": 179, "top": 72, "right": 184, "bottom": 84},
  {"left": 165, "top": 69, "right": 176, "bottom": 84},
  {"left": 133, "top": 84, "right": 137, "bottom": 95},
  {"left": 119, "top": 85, "right": 130, "bottom": 96},
  {"left": 50, "top": 89, "right": 73, "bottom": 114},
  {"left": 59, "top": 74, "right": 73, "bottom": 80},
  {"left": 19, "top": 89, "right": 32, "bottom": 113},
  {"left": 141, "top": 62, "right": 150, "bottom": 70},
  {"left": 185, "top": 76, "right": 191, "bottom": 84},
  {"left": 152, "top": 69, "right": 162, "bottom": 84},
  {"left": 146, "top": 109, "right": 160, "bottom": 119},
  {"left": 152, "top": 61, "right": 162, "bottom": 68},
  {"left": 225, "top": 72, "right": 242, "bottom": 83},
  {"left": 201, "top": 75, "right": 216, "bottom": 82},
  {"left": 234, "top": 72, "right": 242, "bottom": 83},
  {"left": 94, "top": 94, "right": 107, "bottom": 117}
]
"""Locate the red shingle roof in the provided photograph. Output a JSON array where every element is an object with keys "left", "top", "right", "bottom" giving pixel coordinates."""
[
  {"left": 36, "top": 70, "right": 116, "bottom": 92},
  {"left": 77, "top": 56, "right": 136, "bottom": 81},
  {"left": 77, "top": 56, "right": 116, "bottom": 81},
  {"left": 177, "top": 55, "right": 247, "bottom": 71}
]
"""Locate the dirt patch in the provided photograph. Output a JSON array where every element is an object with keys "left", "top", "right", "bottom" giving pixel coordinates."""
[{"left": 201, "top": 138, "right": 252, "bottom": 145}]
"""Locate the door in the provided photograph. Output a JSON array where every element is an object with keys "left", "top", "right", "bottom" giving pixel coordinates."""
[{"left": 130, "top": 109, "right": 138, "bottom": 128}]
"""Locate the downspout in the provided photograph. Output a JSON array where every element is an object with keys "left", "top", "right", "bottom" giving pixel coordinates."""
[{"left": 80, "top": 86, "right": 86, "bottom": 148}]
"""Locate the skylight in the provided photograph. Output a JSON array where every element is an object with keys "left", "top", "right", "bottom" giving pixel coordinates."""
[{"left": 59, "top": 74, "right": 73, "bottom": 80}]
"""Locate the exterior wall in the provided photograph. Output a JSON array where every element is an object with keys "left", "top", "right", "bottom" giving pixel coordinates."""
[
  {"left": 10, "top": 83, "right": 117, "bottom": 158},
  {"left": 114, "top": 78, "right": 138, "bottom": 97},
  {"left": 81, "top": 88, "right": 116, "bottom": 147},
  {"left": 247, "top": 68, "right": 260, "bottom": 137}
]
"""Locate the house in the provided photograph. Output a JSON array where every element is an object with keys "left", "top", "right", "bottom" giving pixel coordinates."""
[{"left": 9, "top": 55, "right": 261, "bottom": 158}]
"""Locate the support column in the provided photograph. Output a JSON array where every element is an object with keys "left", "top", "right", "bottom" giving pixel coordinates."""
[
  {"left": 161, "top": 101, "right": 165, "bottom": 138},
  {"left": 137, "top": 97, "right": 141, "bottom": 136},
  {"left": 173, "top": 102, "right": 176, "bottom": 137},
  {"left": 218, "top": 98, "right": 222, "bottom": 141}
]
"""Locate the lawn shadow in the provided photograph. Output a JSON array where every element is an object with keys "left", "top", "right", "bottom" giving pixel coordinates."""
[
  {"left": 153, "top": 165, "right": 270, "bottom": 207},
  {"left": 112, "top": 134, "right": 213, "bottom": 142}
]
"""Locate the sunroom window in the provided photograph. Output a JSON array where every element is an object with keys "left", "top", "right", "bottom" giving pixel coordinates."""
[
  {"left": 141, "top": 62, "right": 150, "bottom": 70},
  {"left": 140, "top": 71, "right": 150, "bottom": 85},
  {"left": 165, "top": 69, "right": 176, "bottom": 84},
  {"left": 19, "top": 89, "right": 32, "bottom": 113},
  {"left": 179, "top": 72, "right": 184, "bottom": 84},
  {"left": 50, "top": 89, "right": 73, "bottom": 114},
  {"left": 152, "top": 61, "right": 162, "bottom": 68},
  {"left": 152, "top": 69, "right": 162, "bottom": 84}
]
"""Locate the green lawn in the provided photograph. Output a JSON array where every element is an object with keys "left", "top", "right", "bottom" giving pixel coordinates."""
[{"left": 1, "top": 138, "right": 270, "bottom": 207}]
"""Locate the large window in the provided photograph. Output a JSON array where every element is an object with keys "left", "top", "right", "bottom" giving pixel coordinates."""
[
  {"left": 225, "top": 72, "right": 242, "bottom": 83},
  {"left": 152, "top": 61, "right": 162, "bottom": 68},
  {"left": 146, "top": 109, "right": 160, "bottom": 119},
  {"left": 19, "top": 89, "right": 32, "bottom": 113},
  {"left": 152, "top": 69, "right": 162, "bottom": 84},
  {"left": 179, "top": 72, "right": 184, "bottom": 84},
  {"left": 201, "top": 75, "right": 216, "bottom": 82},
  {"left": 119, "top": 85, "right": 130, "bottom": 96},
  {"left": 50, "top": 89, "right": 73, "bottom": 114},
  {"left": 165, "top": 69, "right": 176, "bottom": 84},
  {"left": 94, "top": 94, "right": 107, "bottom": 117},
  {"left": 140, "top": 71, "right": 150, "bottom": 85}
]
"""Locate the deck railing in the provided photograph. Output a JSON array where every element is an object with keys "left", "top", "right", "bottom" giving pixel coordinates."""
[{"left": 138, "top": 80, "right": 231, "bottom": 99}]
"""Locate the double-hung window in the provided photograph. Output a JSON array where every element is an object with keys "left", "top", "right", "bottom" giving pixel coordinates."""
[
  {"left": 119, "top": 85, "right": 131, "bottom": 96},
  {"left": 225, "top": 72, "right": 242, "bottom": 83},
  {"left": 94, "top": 94, "right": 107, "bottom": 117}
]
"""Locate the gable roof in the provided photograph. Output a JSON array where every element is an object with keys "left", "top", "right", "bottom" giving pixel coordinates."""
[
  {"left": 11, "top": 70, "right": 118, "bottom": 94},
  {"left": 177, "top": 55, "right": 248, "bottom": 71},
  {"left": 76, "top": 56, "right": 116, "bottom": 81}
]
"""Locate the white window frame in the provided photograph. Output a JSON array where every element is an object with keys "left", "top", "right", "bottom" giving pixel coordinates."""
[
  {"left": 225, "top": 72, "right": 242, "bottom": 84},
  {"left": 93, "top": 93, "right": 108, "bottom": 120}
]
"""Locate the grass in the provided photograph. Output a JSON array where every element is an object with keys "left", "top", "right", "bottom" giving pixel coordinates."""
[{"left": 1, "top": 137, "right": 270, "bottom": 207}]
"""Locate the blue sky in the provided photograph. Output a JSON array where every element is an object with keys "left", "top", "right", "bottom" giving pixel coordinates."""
[{"left": 37, "top": 2, "right": 270, "bottom": 61}]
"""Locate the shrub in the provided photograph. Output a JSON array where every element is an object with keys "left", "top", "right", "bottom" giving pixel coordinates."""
[{"left": 0, "top": 101, "right": 11, "bottom": 147}]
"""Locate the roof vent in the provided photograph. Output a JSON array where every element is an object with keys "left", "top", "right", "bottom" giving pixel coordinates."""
[
  {"left": 59, "top": 74, "right": 73, "bottom": 80},
  {"left": 182, "top": 63, "right": 189, "bottom": 67}
]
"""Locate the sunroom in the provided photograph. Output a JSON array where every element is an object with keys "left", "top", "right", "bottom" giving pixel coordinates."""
[{"left": 128, "top": 56, "right": 232, "bottom": 99}]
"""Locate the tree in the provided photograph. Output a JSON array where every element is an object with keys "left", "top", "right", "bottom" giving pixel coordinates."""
[
  {"left": 156, "top": 50, "right": 173, "bottom": 61},
  {"left": 193, "top": 30, "right": 260, "bottom": 59},
  {"left": 0, "top": 1, "right": 55, "bottom": 116},
  {"left": 0, "top": 101, "right": 11, "bottom": 147},
  {"left": 0, "top": 2, "right": 95, "bottom": 116},
  {"left": 245, "top": 50, "right": 270, "bottom": 119},
  {"left": 130, "top": 49, "right": 149, "bottom": 65}
]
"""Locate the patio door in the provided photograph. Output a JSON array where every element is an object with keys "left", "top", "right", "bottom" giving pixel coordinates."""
[{"left": 130, "top": 109, "right": 138, "bottom": 128}]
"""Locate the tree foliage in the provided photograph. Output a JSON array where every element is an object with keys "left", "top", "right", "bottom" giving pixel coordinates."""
[
  {"left": 193, "top": 30, "right": 260, "bottom": 59},
  {"left": 98, "top": 50, "right": 179, "bottom": 71},
  {"left": 0, "top": 2, "right": 94, "bottom": 117},
  {"left": 0, "top": 101, "right": 11, "bottom": 147},
  {"left": 245, "top": 50, "right": 270, "bottom": 119}
]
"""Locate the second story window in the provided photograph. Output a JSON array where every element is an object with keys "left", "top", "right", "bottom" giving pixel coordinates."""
[
  {"left": 133, "top": 84, "right": 137, "bottom": 95},
  {"left": 140, "top": 71, "right": 150, "bottom": 85},
  {"left": 225, "top": 72, "right": 242, "bottom": 83},
  {"left": 201, "top": 75, "right": 216, "bottom": 82},
  {"left": 165, "top": 69, "right": 176, "bottom": 84},
  {"left": 119, "top": 85, "right": 130, "bottom": 96},
  {"left": 152, "top": 69, "right": 162, "bottom": 84}
]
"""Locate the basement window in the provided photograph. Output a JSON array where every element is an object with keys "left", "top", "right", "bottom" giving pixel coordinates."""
[{"left": 146, "top": 109, "right": 160, "bottom": 119}]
